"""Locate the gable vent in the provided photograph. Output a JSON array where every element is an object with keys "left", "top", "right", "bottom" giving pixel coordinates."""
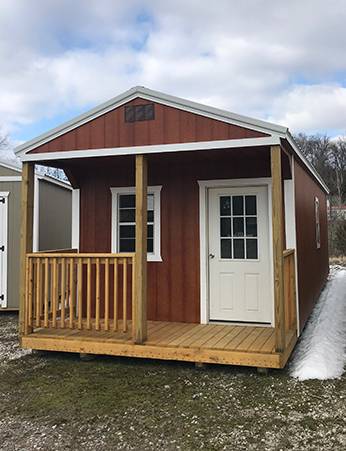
[{"left": 125, "top": 103, "right": 155, "bottom": 123}]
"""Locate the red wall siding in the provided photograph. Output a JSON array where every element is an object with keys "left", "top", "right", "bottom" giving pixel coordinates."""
[
  {"left": 69, "top": 148, "right": 272, "bottom": 323},
  {"left": 30, "top": 98, "right": 268, "bottom": 154},
  {"left": 294, "top": 160, "right": 329, "bottom": 330}
]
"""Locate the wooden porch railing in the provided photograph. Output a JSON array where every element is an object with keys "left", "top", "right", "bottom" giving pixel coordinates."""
[
  {"left": 283, "top": 249, "right": 297, "bottom": 334},
  {"left": 24, "top": 252, "right": 135, "bottom": 336}
]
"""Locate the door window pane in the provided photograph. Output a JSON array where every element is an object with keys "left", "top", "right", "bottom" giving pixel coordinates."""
[
  {"left": 245, "top": 196, "right": 257, "bottom": 215},
  {"left": 246, "top": 239, "right": 258, "bottom": 259},
  {"left": 119, "top": 194, "right": 135, "bottom": 208},
  {"left": 220, "top": 196, "right": 231, "bottom": 215},
  {"left": 221, "top": 239, "right": 232, "bottom": 258},
  {"left": 233, "top": 217, "right": 244, "bottom": 237},
  {"left": 220, "top": 218, "right": 232, "bottom": 237},
  {"left": 233, "top": 239, "right": 245, "bottom": 259},
  {"left": 232, "top": 196, "right": 244, "bottom": 215},
  {"left": 119, "top": 209, "right": 135, "bottom": 223},
  {"left": 119, "top": 239, "right": 135, "bottom": 252},
  {"left": 245, "top": 217, "right": 257, "bottom": 237},
  {"left": 119, "top": 225, "right": 135, "bottom": 239}
]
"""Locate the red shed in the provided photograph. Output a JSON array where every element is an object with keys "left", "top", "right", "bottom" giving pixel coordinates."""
[{"left": 16, "top": 87, "right": 329, "bottom": 369}]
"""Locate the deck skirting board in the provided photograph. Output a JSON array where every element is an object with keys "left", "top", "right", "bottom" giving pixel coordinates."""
[{"left": 22, "top": 335, "right": 286, "bottom": 369}]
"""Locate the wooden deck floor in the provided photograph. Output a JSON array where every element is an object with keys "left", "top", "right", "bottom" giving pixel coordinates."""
[{"left": 22, "top": 321, "right": 297, "bottom": 369}]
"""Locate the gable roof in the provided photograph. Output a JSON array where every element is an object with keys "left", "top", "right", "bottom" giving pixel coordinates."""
[{"left": 14, "top": 86, "right": 328, "bottom": 193}]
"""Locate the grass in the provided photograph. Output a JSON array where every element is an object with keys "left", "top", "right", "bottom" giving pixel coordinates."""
[{"left": 0, "top": 313, "right": 345, "bottom": 450}]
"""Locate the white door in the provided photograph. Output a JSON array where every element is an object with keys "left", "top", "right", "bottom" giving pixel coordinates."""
[
  {"left": 0, "top": 193, "right": 8, "bottom": 308},
  {"left": 208, "top": 186, "right": 272, "bottom": 323}
]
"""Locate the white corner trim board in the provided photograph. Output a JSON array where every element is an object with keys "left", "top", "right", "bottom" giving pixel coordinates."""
[
  {"left": 110, "top": 185, "right": 162, "bottom": 262},
  {"left": 198, "top": 178, "right": 274, "bottom": 326},
  {"left": 71, "top": 189, "right": 80, "bottom": 250}
]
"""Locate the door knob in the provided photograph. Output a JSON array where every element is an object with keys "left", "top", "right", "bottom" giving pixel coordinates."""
[{"left": 209, "top": 253, "right": 215, "bottom": 259}]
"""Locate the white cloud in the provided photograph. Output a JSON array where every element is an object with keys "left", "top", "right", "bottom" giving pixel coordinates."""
[{"left": 1, "top": 0, "right": 346, "bottom": 141}]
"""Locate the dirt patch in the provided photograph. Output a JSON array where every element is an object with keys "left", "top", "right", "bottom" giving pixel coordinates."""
[{"left": 0, "top": 313, "right": 345, "bottom": 450}]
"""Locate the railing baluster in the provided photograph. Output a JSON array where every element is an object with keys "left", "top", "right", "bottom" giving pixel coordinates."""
[
  {"left": 95, "top": 257, "right": 100, "bottom": 330},
  {"left": 27, "top": 258, "right": 33, "bottom": 329},
  {"left": 104, "top": 258, "right": 110, "bottom": 331},
  {"left": 132, "top": 255, "right": 135, "bottom": 336},
  {"left": 123, "top": 258, "right": 127, "bottom": 332},
  {"left": 44, "top": 257, "right": 49, "bottom": 327},
  {"left": 35, "top": 258, "right": 41, "bottom": 328},
  {"left": 113, "top": 258, "right": 118, "bottom": 331},
  {"left": 87, "top": 258, "right": 91, "bottom": 330},
  {"left": 69, "top": 258, "right": 74, "bottom": 328},
  {"left": 77, "top": 258, "right": 83, "bottom": 329},
  {"left": 60, "top": 258, "right": 66, "bottom": 328},
  {"left": 52, "top": 258, "right": 57, "bottom": 328}
]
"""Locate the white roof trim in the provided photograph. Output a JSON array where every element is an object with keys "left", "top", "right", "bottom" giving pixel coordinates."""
[
  {"left": 15, "top": 86, "right": 287, "bottom": 157},
  {"left": 0, "top": 160, "right": 22, "bottom": 173},
  {"left": 21, "top": 136, "right": 280, "bottom": 162}
]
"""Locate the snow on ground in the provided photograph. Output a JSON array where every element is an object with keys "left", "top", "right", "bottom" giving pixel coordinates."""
[{"left": 290, "top": 266, "right": 346, "bottom": 381}]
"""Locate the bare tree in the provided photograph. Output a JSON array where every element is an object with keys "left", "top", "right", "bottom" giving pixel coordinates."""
[{"left": 329, "top": 138, "right": 346, "bottom": 206}]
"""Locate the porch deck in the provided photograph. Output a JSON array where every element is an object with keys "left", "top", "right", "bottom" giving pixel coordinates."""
[{"left": 22, "top": 321, "right": 297, "bottom": 369}]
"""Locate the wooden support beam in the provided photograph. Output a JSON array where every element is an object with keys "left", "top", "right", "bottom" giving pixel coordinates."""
[
  {"left": 271, "top": 145, "right": 286, "bottom": 352},
  {"left": 19, "top": 162, "right": 35, "bottom": 337},
  {"left": 133, "top": 154, "right": 148, "bottom": 344}
]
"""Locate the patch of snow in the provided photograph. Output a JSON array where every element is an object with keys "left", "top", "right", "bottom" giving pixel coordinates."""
[{"left": 290, "top": 266, "right": 346, "bottom": 380}]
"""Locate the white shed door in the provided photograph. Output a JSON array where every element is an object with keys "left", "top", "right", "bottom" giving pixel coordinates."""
[
  {"left": 208, "top": 186, "right": 272, "bottom": 323},
  {"left": 0, "top": 194, "right": 8, "bottom": 308}
]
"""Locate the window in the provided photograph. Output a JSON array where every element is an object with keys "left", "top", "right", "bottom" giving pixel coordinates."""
[
  {"left": 315, "top": 196, "right": 321, "bottom": 249},
  {"left": 219, "top": 194, "right": 258, "bottom": 260},
  {"left": 125, "top": 103, "right": 155, "bottom": 122},
  {"left": 111, "top": 186, "right": 162, "bottom": 261}
]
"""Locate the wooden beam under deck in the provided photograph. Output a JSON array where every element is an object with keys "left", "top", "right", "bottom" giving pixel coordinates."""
[{"left": 22, "top": 322, "right": 297, "bottom": 369}]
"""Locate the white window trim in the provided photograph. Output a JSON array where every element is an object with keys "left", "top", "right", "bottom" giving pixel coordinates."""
[{"left": 110, "top": 185, "right": 162, "bottom": 262}]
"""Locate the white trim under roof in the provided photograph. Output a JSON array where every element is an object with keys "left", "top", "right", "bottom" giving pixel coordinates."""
[
  {"left": 36, "top": 174, "right": 72, "bottom": 190},
  {"left": 0, "top": 160, "right": 22, "bottom": 173},
  {"left": 15, "top": 86, "right": 287, "bottom": 157},
  {"left": 21, "top": 136, "right": 280, "bottom": 162}
]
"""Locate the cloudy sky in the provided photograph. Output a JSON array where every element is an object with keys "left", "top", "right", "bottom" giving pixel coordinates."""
[{"left": 1, "top": 0, "right": 346, "bottom": 152}]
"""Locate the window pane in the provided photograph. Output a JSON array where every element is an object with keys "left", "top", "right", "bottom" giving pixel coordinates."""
[
  {"left": 233, "top": 239, "right": 245, "bottom": 259},
  {"left": 245, "top": 196, "right": 256, "bottom": 215},
  {"left": 233, "top": 217, "right": 244, "bottom": 237},
  {"left": 147, "top": 194, "right": 154, "bottom": 210},
  {"left": 221, "top": 239, "right": 232, "bottom": 258},
  {"left": 119, "top": 225, "right": 135, "bottom": 239},
  {"left": 232, "top": 196, "right": 244, "bottom": 215},
  {"left": 147, "top": 238, "right": 154, "bottom": 253},
  {"left": 119, "top": 238, "right": 135, "bottom": 252},
  {"left": 147, "top": 224, "right": 154, "bottom": 238},
  {"left": 147, "top": 210, "right": 154, "bottom": 222},
  {"left": 119, "top": 209, "right": 135, "bottom": 223},
  {"left": 246, "top": 217, "right": 257, "bottom": 237},
  {"left": 246, "top": 239, "right": 258, "bottom": 259},
  {"left": 220, "top": 196, "right": 231, "bottom": 215},
  {"left": 119, "top": 194, "right": 135, "bottom": 208},
  {"left": 220, "top": 218, "right": 232, "bottom": 237}
]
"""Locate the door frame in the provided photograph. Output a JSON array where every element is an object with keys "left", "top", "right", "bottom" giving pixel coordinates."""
[
  {"left": 0, "top": 192, "right": 9, "bottom": 308},
  {"left": 198, "top": 178, "right": 274, "bottom": 326}
]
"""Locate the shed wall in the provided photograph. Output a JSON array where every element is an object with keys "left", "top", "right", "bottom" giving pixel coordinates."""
[
  {"left": 294, "top": 160, "right": 329, "bottom": 330},
  {"left": 0, "top": 165, "right": 21, "bottom": 177},
  {"left": 72, "top": 147, "right": 273, "bottom": 323}
]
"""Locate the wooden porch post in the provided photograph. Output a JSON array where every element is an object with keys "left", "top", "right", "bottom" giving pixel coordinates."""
[
  {"left": 133, "top": 154, "right": 148, "bottom": 343},
  {"left": 19, "top": 162, "right": 35, "bottom": 337},
  {"left": 271, "top": 145, "right": 286, "bottom": 352}
]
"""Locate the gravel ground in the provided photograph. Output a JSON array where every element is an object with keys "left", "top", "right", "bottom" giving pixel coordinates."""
[{"left": 0, "top": 313, "right": 345, "bottom": 451}]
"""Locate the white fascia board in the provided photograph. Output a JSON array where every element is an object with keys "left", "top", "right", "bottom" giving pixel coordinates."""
[
  {"left": 15, "top": 86, "right": 287, "bottom": 157},
  {"left": 286, "top": 132, "right": 329, "bottom": 194},
  {"left": 21, "top": 136, "right": 281, "bottom": 163},
  {"left": 0, "top": 161, "right": 22, "bottom": 173}
]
